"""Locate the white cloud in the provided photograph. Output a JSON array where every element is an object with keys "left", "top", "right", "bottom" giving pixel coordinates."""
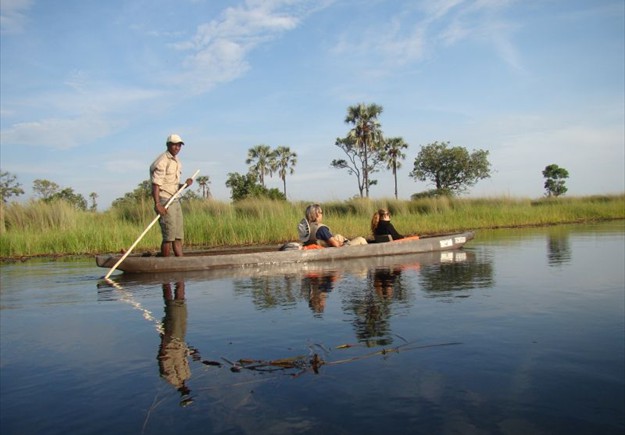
[
  {"left": 436, "top": 0, "right": 523, "bottom": 70},
  {"left": 0, "top": 0, "right": 33, "bottom": 34},
  {"left": 438, "top": 18, "right": 470, "bottom": 45},
  {"left": 331, "top": 0, "right": 522, "bottom": 72},
  {"left": 2, "top": 1, "right": 329, "bottom": 152},
  {"left": 172, "top": 38, "right": 251, "bottom": 93},
  {"left": 2, "top": 80, "right": 165, "bottom": 149},
  {"left": 419, "top": 0, "right": 465, "bottom": 22},
  {"left": 360, "top": 19, "right": 427, "bottom": 65},
  {"left": 167, "top": 0, "right": 318, "bottom": 94},
  {"left": 2, "top": 116, "right": 122, "bottom": 149}
]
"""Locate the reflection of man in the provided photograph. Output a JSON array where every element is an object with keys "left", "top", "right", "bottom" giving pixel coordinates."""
[{"left": 157, "top": 281, "right": 191, "bottom": 400}]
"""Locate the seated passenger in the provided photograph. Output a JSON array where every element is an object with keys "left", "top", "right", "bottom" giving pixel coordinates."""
[
  {"left": 371, "top": 208, "right": 404, "bottom": 241},
  {"left": 304, "top": 204, "right": 367, "bottom": 247}
]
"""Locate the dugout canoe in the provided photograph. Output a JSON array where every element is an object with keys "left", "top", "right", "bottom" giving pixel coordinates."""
[
  {"left": 97, "top": 250, "right": 475, "bottom": 288},
  {"left": 95, "top": 231, "right": 474, "bottom": 275}
]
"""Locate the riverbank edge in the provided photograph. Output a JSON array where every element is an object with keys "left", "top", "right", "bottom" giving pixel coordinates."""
[{"left": 2, "top": 217, "right": 622, "bottom": 263}]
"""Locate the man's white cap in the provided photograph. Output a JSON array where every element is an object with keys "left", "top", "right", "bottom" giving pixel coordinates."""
[{"left": 166, "top": 134, "right": 184, "bottom": 145}]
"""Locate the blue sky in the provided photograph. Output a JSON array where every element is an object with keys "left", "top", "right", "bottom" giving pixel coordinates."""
[{"left": 1, "top": 0, "right": 623, "bottom": 209}]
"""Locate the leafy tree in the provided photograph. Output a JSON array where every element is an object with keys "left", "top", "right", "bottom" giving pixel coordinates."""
[
  {"left": 246, "top": 144, "right": 275, "bottom": 187},
  {"left": 542, "top": 164, "right": 569, "bottom": 197},
  {"left": 410, "top": 141, "right": 491, "bottom": 195},
  {"left": 196, "top": 175, "right": 212, "bottom": 199},
  {"left": 181, "top": 190, "right": 200, "bottom": 200},
  {"left": 273, "top": 146, "right": 297, "bottom": 197},
  {"left": 331, "top": 136, "right": 380, "bottom": 197},
  {"left": 410, "top": 188, "right": 452, "bottom": 200},
  {"left": 33, "top": 179, "right": 60, "bottom": 199},
  {"left": 112, "top": 180, "right": 152, "bottom": 208},
  {"left": 45, "top": 188, "right": 88, "bottom": 210},
  {"left": 381, "top": 137, "right": 409, "bottom": 199},
  {"left": 342, "top": 103, "right": 385, "bottom": 197},
  {"left": 89, "top": 192, "right": 98, "bottom": 212},
  {"left": 0, "top": 171, "right": 25, "bottom": 203},
  {"left": 226, "top": 172, "right": 286, "bottom": 202}
]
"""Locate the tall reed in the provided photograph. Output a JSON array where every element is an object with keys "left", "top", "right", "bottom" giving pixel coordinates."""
[{"left": 0, "top": 194, "right": 623, "bottom": 258}]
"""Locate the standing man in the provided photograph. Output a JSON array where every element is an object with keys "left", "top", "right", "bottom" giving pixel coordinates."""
[{"left": 150, "top": 134, "right": 194, "bottom": 257}]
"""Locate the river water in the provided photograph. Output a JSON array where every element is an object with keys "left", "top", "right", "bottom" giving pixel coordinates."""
[{"left": 1, "top": 222, "right": 623, "bottom": 435}]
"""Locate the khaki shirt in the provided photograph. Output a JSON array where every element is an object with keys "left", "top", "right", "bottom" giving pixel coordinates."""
[{"left": 150, "top": 151, "right": 181, "bottom": 198}]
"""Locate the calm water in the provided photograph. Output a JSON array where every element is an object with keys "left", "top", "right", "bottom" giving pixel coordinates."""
[{"left": 1, "top": 222, "right": 624, "bottom": 435}]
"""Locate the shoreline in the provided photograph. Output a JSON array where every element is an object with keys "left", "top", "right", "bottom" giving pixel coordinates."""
[{"left": 2, "top": 217, "right": 622, "bottom": 263}]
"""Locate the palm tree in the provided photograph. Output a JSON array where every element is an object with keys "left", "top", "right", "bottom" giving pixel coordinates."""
[
  {"left": 89, "top": 192, "right": 98, "bottom": 212},
  {"left": 246, "top": 144, "right": 274, "bottom": 187},
  {"left": 382, "top": 137, "right": 409, "bottom": 199},
  {"left": 196, "top": 175, "right": 212, "bottom": 199},
  {"left": 273, "top": 146, "right": 297, "bottom": 197},
  {"left": 345, "top": 103, "right": 384, "bottom": 197}
]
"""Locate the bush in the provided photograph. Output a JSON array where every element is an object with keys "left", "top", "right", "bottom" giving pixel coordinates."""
[{"left": 410, "top": 188, "right": 452, "bottom": 200}]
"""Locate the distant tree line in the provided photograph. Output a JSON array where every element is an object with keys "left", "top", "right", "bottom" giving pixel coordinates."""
[
  {"left": 0, "top": 102, "right": 572, "bottom": 207},
  {"left": 332, "top": 103, "right": 492, "bottom": 199},
  {"left": 225, "top": 144, "right": 297, "bottom": 202},
  {"left": 0, "top": 171, "right": 96, "bottom": 211}
]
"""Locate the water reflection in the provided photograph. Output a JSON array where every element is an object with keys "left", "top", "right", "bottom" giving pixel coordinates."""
[
  {"left": 343, "top": 267, "right": 409, "bottom": 347},
  {"left": 8, "top": 224, "right": 622, "bottom": 435},
  {"left": 97, "top": 278, "right": 197, "bottom": 405},
  {"left": 103, "top": 251, "right": 488, "bottom": 339},
  {"left": 419, "top": 252, "right": 494, "bottom": 298},
  {"left": 157, "top": 281, "right": 193, "bottom": 406},
  {"left": 234, "top": 276, "right": 299, "bottom": 310},
  {"left": 101, "top": 250, "right": 487, "bottom": 372},
  {"left": 302, "top": 271, "right": 340, "bottom": 315},
  {"left": 372, "top": 267, "right": 404, "bottom": 299},
  {"left": 547, "top": 229, "right": 572, "bottom": 266}
]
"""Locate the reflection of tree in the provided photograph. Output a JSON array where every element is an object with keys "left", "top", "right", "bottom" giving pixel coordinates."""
[
  {"left": 233, "top": 276, "right": 298, "bottom": 309},
  {"left": 233, "top": 273, "right": 343, "bottom": 315},
  {"left": 158, "top": 281, "right": 192, "bottom": 404},
  {"left": 419, "top": 259, "right": 494, "bottom": 297},
  {"left": 341, "top": 268, "right": 409, "bottom": 347},
  {"left": 547, "top": 233, "right": 571, "bottom": 266}
]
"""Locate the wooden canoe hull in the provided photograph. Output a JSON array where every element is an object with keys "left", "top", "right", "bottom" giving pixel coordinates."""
[
  {"left": 95, "top": 232, "right": 474, "bottom": 274},
  {"left": 98, "top": 250, "right": 475, "bottom": 286}
]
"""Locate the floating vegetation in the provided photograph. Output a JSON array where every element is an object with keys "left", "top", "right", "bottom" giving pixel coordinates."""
[{"left": 195, "top": 340, "right": 463, "bottom": 378}]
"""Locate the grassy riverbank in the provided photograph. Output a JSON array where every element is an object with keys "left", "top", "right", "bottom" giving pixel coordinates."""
[{"left": 1, "top": 194, "right": 623, "bottom": 258}]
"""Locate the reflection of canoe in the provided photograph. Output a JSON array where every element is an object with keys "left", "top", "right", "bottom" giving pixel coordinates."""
[
  {"left": 95, "top": 231, "right": 474, "bottom": 275},
  {"left": 104, "top": 250, "right": 476, "bottom": 284}
]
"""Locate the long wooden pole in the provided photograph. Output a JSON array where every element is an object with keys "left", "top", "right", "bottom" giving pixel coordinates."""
[{"left": 104, "top": 169, "right": 200, "bottom": 279}]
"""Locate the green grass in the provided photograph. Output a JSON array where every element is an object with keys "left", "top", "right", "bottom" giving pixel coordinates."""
[{"left": 1, "top": 194, "right": 623, "bottom": 258}]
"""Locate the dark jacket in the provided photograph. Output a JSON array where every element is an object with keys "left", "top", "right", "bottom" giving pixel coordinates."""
[{"left": 374, "top": 220, "right": 404, "bottom": 240}]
